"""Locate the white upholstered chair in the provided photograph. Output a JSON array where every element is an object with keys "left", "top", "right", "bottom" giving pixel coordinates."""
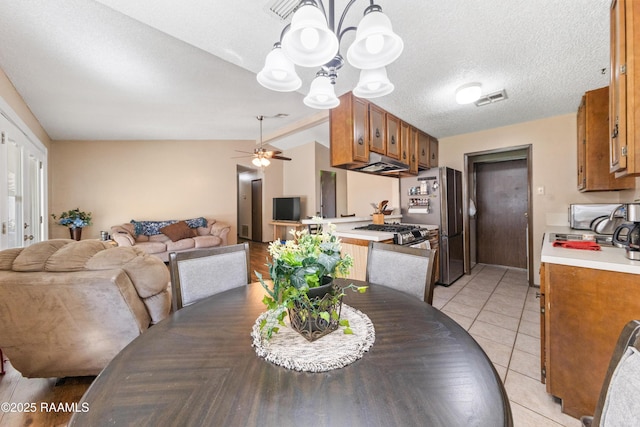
[
  {"left": 581, "top": 319, "right": 640, "bottom": 427},
  {"left": 366, "top": 242, "right": 436, "bottom": 305},
  {"left": 169, "top": 243, "right": 250, "bottom": 311}
]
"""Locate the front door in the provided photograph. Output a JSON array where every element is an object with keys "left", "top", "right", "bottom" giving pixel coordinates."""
[{"left": 475, "top": 159, "right": 528, "bottom": 268}]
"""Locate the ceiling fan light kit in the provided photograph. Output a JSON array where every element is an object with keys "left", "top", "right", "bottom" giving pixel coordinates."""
[
  {"left": 257, "top": 0, "right": 404, "bottom": 109},
  {"left": 235, "top": 115, "right": 292, "bottom": 169}
]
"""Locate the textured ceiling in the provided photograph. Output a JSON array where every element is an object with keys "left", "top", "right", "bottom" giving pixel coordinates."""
[{"left": 0, "top": 0, "right": 610, "bottom": 148}]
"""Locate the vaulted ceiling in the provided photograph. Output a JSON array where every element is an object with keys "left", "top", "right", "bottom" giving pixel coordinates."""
[{"left": 0, "top": 1, "right": 610, "bottom": 149}]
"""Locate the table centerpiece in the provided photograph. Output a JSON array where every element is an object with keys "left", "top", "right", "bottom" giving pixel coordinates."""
[{"left": 256, "top": 221, "right": 367, "bottom": 342}]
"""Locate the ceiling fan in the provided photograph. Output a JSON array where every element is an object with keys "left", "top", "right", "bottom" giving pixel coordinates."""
[{"left": 234, "top": 115, "right": 291, "bottom": 167}]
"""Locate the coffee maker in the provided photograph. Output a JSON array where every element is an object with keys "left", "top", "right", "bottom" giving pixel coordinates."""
[{"left": 612, "top": 203, "right": 640, "bottom": 260}]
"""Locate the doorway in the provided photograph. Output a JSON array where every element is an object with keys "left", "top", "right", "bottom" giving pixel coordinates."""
[
  {"left": 464, "top": 145, "right": 532, "bottom": 284},
  {"left": 251, "top": 179, "right": 263, "bottom": 242},
  {"left": 320, "top": 170, "right": 336, "bottom": 218}
]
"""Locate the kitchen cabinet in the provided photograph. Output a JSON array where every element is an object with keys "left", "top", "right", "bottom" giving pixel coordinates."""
[
  {"left": 330, "top": 92, "right": 369, "bottom": 167},
  {"left": 540, "top": 261, "right": 640, "bottom": 418},
  {"left": 330, "top": 92, "right": 437, "bottom": 175},
  {"left": 386, "top": 113, "right": 401, "bottom": 160},
  {"left": 418, "top": 131, "right": 430, "bottom": 168},
  {"left": 609, "top": 0, "right": 640, "bottom": 176},
  {"left": 369, "top": 104, "right": 386, "bottom": 155},
  {"left": 429, "top": 136, "right": 439, "bottom": 168},
  {"left": 577, "top": 86, "right": 635, "bottom": 191}
]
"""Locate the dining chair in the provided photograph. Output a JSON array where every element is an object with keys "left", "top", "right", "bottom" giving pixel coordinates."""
[
  {"left": 169, "top": 243, "right": 250, "bottom": 311},
  {"left": 580, "top": 319, "right": 640, "bottom": 427},
  {"left": 366, "top": 242, "right": 436, "bottom": 305}
]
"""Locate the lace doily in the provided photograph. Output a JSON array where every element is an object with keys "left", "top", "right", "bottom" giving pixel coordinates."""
[{"left": 251, "top": 304, "right": 375, "bottom": 372}]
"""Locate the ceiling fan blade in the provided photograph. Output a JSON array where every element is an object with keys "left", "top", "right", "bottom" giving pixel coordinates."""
[
  {"left": 234, "top": 150, "right": 255, "bottom": 154},
  {"left": 272, "top": 155, "right": 292, "bottom": 161},
  {"left": 231, "top": 154, "right": 255, "bottom": 159}
]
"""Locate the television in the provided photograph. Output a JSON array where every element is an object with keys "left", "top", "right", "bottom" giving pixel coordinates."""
[{"left": 273, "top": 197, "right": 301, "bottom": 222}]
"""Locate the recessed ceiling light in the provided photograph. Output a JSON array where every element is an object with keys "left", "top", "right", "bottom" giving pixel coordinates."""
[{"left": 455, "top": 83, "right": 482, "bottom": 105}]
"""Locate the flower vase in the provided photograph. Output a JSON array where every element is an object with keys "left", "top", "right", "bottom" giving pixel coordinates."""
[
  {"left": 70, "top": 227, "right": 82, "bottom": 241},
  {"left": 288, "top": 281, "right": 343, "bottom": 342}
]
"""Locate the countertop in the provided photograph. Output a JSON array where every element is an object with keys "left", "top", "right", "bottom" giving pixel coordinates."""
[
  {"left": 541, "top": 226, "right": 640, "bottom": 274},
  {"left": 300, "top": 215, "right": 403, "bottom": 225}
]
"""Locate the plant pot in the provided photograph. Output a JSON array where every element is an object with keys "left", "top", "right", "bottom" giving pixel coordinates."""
[
  {"left": 69, "top": 227, "right": 82, "bottom": 241},
  {"left": 306, "top": 276, "right": 334, "bottom": 300},
  {"left": 289, "top": 280, "right": 343, "bottom": 342}
]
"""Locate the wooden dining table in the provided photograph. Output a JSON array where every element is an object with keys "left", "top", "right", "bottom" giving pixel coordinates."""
[{"left": 70, "top": 279, "right": 512, "bottom": 426}]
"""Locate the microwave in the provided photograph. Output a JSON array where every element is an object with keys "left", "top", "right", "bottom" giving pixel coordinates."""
[{"left": 569, "top": 204, "right": 621, "bottom": 230}]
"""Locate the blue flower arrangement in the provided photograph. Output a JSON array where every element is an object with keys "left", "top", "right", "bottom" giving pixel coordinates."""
[{"left": 52, "top": 208, "right": 92, "bottom": 229}]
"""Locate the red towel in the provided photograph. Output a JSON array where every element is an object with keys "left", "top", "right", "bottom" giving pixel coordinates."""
[{"left": 552, "top": 240, "right": 601, "bottom": 250}]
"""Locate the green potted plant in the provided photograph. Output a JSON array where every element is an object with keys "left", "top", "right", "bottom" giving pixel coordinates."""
[
  {"left": 51, "top": 208, "right": 92, "bottom": 240},
  {"left": 256, "top": 221, "right": 367, "bottom": 341}
]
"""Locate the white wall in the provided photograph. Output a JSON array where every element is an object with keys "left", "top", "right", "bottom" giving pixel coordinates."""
[{"left": 346, "top": 171, "right": 400, "bottom": 217}]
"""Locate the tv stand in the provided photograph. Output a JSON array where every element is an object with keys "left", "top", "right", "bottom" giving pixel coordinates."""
[{"left": 270, "top": 221, "right": 304, "bottom": 241}]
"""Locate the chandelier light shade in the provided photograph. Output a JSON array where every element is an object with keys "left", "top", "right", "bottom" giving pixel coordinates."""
[
  {"left": 256, "top": 44, "right": 302, "bottom": 92},
  {"left": 257, "top": 0, "right": 403, "bottom": 109},
  {"left": 455, "top": 83, "right": 482, "bottom": 104},
  {"left": 303, "top": 72, "right": 340, "bottom": 109},
  {"left": 281, "top": 1, "right": 339, "bottom": 67},
  {"left": 353, "top": 67, "right": 394, "bottom": 98},
  {"left": 346, "top": 6, "right": 404, "bottom": 70}
]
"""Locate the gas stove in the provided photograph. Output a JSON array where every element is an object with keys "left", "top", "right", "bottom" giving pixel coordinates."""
[{"left": 354, "top": 223, "right": 433, "bottom": 245}]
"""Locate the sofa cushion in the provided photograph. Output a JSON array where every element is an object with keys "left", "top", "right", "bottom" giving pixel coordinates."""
[
  {"left": 12, "top": 240, "right": 73, "bottom": 272},
  {"left": 0, "top": 248, "right": 23, "bottom": 271},
  {"left": 134, "top": 241, "right": 167, "bottom": 254},
  {"left": 46, "top": 240, "right": 113, "bottom": 272},
  {"left": 166, "top": 238, "right": 196, "bottom": 252},
  {"left": 160, "top": 221, "right": 197, "bottom": 242},
  {"left": 193, "top": 235, "right": 222, "bottom": 248}
]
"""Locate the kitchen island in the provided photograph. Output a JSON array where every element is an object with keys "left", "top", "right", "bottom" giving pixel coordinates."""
[{"left": 539, "top": 229, "right": 640, "bottom": 418}]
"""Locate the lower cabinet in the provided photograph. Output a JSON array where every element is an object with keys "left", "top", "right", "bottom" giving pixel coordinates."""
[{"left": 541, "top": 262, "right": 640, "bottom": 418}]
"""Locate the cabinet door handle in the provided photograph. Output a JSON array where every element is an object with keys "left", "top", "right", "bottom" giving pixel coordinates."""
[
  {"left": 412, "top": 154, "right": 416, "bottom": 162},
  {"left": 391, "top": 136, "right": 395, "bottom": 145},
  {"left": 375, "top": 128, "right": 380, "bottom": 138},
  {"left": 402, "top": 151, "right": 407, "bottom": 160},
  {"left": 421, "top": 148, "right": 426, "bottom": 156},
  {"left": 358, "top": 137, "right": 364, "bottom": 145},
  {"left": 612, "top": 123, "right": 619, "bottom": 139}
]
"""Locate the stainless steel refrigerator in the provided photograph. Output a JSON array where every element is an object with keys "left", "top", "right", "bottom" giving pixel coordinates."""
[{"left": 400, "top": 167, "right": 464, "bottom": 286}]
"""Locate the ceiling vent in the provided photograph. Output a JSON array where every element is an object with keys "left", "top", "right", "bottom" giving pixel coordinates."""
[
  {"left": 475, "top": 90, "right": 508, "bottom": 107},
  {"left": 266, "top": 0, "right": 299, "bottom": 21}
]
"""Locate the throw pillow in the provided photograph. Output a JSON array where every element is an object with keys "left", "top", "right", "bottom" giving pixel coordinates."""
[{"left": 160, "top": 221, "right": 196, "bottom": 242}]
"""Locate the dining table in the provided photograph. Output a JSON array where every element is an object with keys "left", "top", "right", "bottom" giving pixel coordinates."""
[{"left": 70, "top": 279, "right": 513, "bottom": 426}]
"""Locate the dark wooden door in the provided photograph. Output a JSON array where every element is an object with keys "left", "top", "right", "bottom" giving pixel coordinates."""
[
  {"left": 320, "top": 170, "right": 336, "bottom": 218},
  {"left": 475, "top": 159, "right": 528, "bottom": 268},
  {"left": 251, "top": 179, "right": 262, "bottom": 242}
]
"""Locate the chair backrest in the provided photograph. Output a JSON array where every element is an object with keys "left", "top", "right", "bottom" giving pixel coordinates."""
[
  {"left": 590, "top": 319, "right": 640, "bottom": 426},
  {"left": 169, "top": 243, "right": 250, "bottom": 311},
  {"left": 366, "top": 242, "right": 436, "bottom": 305}
]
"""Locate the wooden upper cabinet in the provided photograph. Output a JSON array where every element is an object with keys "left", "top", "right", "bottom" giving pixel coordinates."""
[
  {"left": 609, "top": 0, "right": 640, "bottom": 176},
  {"left": 578, "top": 86, "right": 634, "bottom": 191},
  {"left": 417, "top": 131, "right": 430, "bottom": 168},
  {"left": 330, "top": 92, "right": 369, "bottom": 167},
  {"left": 386, "top": 114, "right": 401, "bottom": 159},
  {"left": 408, "top": 126, "right": 419, "bottom": 174},
  {"left": 369, "top": 104, "right": 386, "bottom": 155},
  {"left": 429, "top": 136, "right": 439, "bottom": 168},
  {"left": 400, "top": 121, "right": 411, "bottom": 166}
]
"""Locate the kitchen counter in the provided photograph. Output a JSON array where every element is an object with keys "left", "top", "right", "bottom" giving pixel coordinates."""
[
  {"left": 301, "top": 214, "right": 402, "bottom": 226},
  {"left": 541, "top": 227, "right": 640, "bottom": 274},
  {"left": 335, "top": 224, "right": 439, "bottom": 243}
]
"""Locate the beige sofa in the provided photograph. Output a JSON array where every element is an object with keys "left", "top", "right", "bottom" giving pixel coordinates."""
[
  {"left": 110, "top": 217, "right": 230, "bottom": 262},
  {"left": 0, "top": 239, "right": 171, "bottom": 378}
]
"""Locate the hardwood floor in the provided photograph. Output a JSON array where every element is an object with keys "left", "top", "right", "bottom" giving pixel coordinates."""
[{"left": 0, "top": 238, "right": 271, "bottom": 427}]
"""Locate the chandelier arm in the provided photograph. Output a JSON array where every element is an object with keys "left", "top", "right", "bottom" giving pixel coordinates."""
[
  {"left": 338, "top": 26, "right": 357, "bottom": 43},
  {"left": 336, "top": 0, "right": 359, "bottom": 37},
  {"left": 278, "top": 23, "right": 291, "bottom": 43}
]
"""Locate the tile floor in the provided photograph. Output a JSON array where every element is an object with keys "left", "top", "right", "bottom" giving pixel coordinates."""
[{"left": 432, "top": 264, "right": 582, "bottom": 427}]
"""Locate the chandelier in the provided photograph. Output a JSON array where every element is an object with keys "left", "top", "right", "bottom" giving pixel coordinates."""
[{"left": 257, "top": 0, "right": 404, "bottom": 109}]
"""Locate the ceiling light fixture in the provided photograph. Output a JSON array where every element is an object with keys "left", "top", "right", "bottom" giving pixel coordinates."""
[
  {"left": 257, "top": 0, "right": 404, "bottom": 109},
  {"left": 455, "top": 83, "right": 482, "bottom": 105}
]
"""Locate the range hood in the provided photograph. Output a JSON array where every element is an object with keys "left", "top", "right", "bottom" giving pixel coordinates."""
[{"left": 352, "top": 153, "right": 410, "bottom": 173}]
